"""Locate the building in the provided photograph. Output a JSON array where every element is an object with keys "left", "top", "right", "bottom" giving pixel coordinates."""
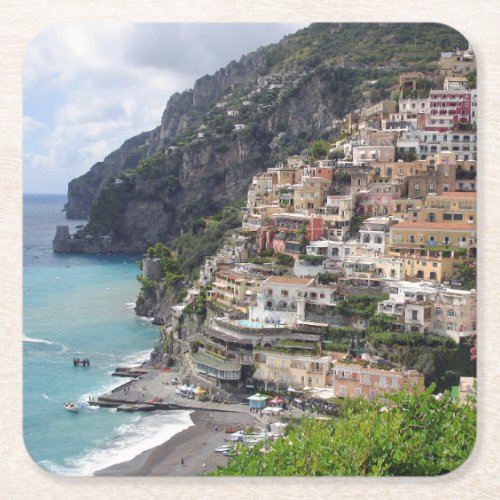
[
  {"left": 249, "top": 275, "right": 338, "bottom": 325},
  {"left": 253, "top": 351, "right": 332, "bottom": 391},
  {"left": 404, "top": 191, "right": 476, "bottom": 225},
  {"left": 331, "top": 358, "right": 424, "bottom": 400},
  {"left": 458, "top": 376, "right": 476, "bottom": 404},
  {"left": 359, "top": 217, "right": 396, "bottom": 255},
  {"left": 142, "top": 257, "right": 162, "bottom": 281},
  {"left": 377, "top": 281, "right": 476, "bottom": 339},
  {"left": 426, "top": 89, "right": 476, "bottom": 131},
  {"left": 438, "top": 49, "right": 476, "bottom": 78},
  {"left": 397, "top": 130, "right": 477, "bottom": 161}
]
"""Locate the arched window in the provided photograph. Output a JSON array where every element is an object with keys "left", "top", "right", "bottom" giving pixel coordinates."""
[{"left": 435, "top": 307, "right": 443, "bottom": 316}]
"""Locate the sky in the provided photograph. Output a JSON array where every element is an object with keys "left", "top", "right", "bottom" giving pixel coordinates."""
[{"left": 23, "top": 23, "right": 306, "bottom": 194}]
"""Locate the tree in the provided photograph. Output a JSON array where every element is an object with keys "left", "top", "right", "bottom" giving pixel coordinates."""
[
  {"left": 310, "top": 140, "right": 329, "bottom": 160},
  {"left": 208, "top": 385, "right": 475, "bottom": 476}
]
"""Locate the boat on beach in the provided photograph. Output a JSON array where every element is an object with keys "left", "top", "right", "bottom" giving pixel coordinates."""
[
  {"left": 64, "top": 402, "right": 79, "bottom": 413},
  {"left": 214, "top": 445, "right": 231, "bottom": 453}
]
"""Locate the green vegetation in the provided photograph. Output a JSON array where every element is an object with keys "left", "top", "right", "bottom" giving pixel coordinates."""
[
  {"left": 183, "top": 287, "right": 208, "bottom": 319},
  {"left": 209, "top": 385, "right": 475, "bottom": 476},
  {"left": 335, "top": 294, "right": 388, "bottom": 318},
  {"left": 299, "top": 254, "right": 325, "bottom": 265},
  {"left": 316, "top": 271, "right": 337, "bottom": 284},
  {"left": 457, "top": 259, "right": 476, "bottom": 289},
  {"left": 367, "top": 331, "right": 456, "bottom": 349},
  {"left": 310, "top": 139, "right": 329, "bottom": 160},
  {"left": 142, "top": 200, "right": 244, "bottom": 286},
  {"left": 86, "top": 182, "right": 133, "bottom": 240},
  {"left": 171, "top": 200, "right": 244, "bottom": 276}
]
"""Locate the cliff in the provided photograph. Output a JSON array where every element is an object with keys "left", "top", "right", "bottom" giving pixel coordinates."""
[{"left": 58, "top": 23, "right": 467, "bottom": 253}]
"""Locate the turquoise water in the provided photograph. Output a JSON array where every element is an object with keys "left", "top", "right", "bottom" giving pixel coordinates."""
[{"left": 23, "top": 194, "right": 192, "bottom": 476}]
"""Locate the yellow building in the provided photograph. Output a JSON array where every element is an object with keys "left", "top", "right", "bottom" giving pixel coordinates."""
[
  {"left": 253, "top": 350, "right": 331, "bottom": 391},
  {"left": 389, "top": 221, "right": 476, "bottom": 282},
  {"left": 293, "top": 176, "right": 331, "bottom": 212},
  {"left": 408, "top": 191, "right": 476, "bottom": 224},
  {"left": 209, "top": 269, "right": 261, "bottom": 314}
]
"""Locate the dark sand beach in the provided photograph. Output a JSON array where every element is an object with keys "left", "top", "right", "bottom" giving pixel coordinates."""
[{"left": 95, "top": 409, "right": 260, "bottom": 476}]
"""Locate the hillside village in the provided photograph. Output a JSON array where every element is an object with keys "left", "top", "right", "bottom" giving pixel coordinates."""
[{"left": 141, "top": 48, "right": 477, "bottom": 405}]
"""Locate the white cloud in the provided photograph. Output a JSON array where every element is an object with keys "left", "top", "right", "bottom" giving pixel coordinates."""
[
  {"left": 23, "top": 23, "right": 306, "bottom": 193},
  {"left": 23, "top": 115, "right": 46, "bottom": 133}
]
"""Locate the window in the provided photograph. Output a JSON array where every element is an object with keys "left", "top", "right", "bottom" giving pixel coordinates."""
[
  {"left": 444, "top": 213, "right": 452, "bottom": 220},
  {"left": 362, "top": 374, "right": 371, "bottom": 385},
  {"left": 414, "top": 183, "right": 420, "bottom": 192},
  {"left": 379, "top": 376, "right": 387, "bottom": 388},
  {"left": 453, "top": 214, "right": 463, "bottom": 221},
  {"left": 392, "top": 377, "right": 399, "bottom": 389},
  {"left": 447, "top": 323, "right": 456, "bottom": 331},
  {"left": 354, "top": 388, "right": 362, "bottom": 396},
  {"left": 448, "top": 309, "right": 456, "bottom": 318},
  {"left": 412, "top": 310, "right": 418, "bottom": 320}
]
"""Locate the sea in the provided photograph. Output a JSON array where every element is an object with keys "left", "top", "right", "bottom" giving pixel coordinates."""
[{"left": 23, "top": 193, "right": 193, "bottom": 476}]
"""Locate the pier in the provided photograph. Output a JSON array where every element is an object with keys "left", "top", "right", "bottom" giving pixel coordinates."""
[
  {"left": 73, "top": 357, "right": 90, "bottom": 367},
  {"left": 88, "top": 367, "right": 250, "bottom": 414}
]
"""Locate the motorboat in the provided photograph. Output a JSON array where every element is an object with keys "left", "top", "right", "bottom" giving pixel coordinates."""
[
  {"left": 223, "top": 448, "right": 239, "bottom": 457},
  {"left": 64, "top": 402, "right": 79, "bottom": 413}
]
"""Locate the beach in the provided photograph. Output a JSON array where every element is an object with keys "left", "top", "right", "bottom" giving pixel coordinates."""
[{"left": 95, "top": 408, "right": 259, "bottom": 476}]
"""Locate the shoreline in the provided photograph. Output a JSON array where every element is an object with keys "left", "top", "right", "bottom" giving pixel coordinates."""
[{"left": 95, "top": 408, "right": 260, "bottom": 476}]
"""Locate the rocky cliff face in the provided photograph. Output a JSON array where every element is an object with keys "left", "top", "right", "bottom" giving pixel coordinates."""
[
  {"left": 59, "top": 23, "right": 467, "bottom": 253},
  {"left": 65, "top": 130, "right": 161, "bottom": 219}
]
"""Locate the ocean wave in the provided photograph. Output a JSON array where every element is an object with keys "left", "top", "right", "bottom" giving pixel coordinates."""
[
  {"left": 61, "top": 410, "right": 194, "bottom": 476},
  {"left": 119, "top": 350, "right": 151, "bottom": 366},
  {"left": 24, "top": 336, "right": 68, "bottom": 355},
  {"left": 125, "top": 302, "right": 136, "bottom": 309},
  {"left": 23, "top": 337, "right": 55, "bottom": 345}
]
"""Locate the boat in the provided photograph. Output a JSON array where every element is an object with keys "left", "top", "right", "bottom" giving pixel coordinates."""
[
  {"left": 64, "top": 402, "right": 79, "bottom": 413},
  {"left": 223, "top": 448, "right": 239, "bottom": 457},
  {"left": 214, "top": 445, "right": 231, "bottom": 453}
]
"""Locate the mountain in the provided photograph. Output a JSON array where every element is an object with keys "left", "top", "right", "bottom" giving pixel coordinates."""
[{"left": 57, "top": 23, "right": 467, "bottom": 253}]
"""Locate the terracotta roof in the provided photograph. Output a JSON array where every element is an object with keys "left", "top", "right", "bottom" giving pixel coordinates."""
[
  {"left": 436, "top": 191, "right": 476, "bottom": 198},
  {"left": 265, "top": 276, "right": 314, "bottom": 286},
  {"left": 391, "top": 222, "right": 476, "bottom": 231}
]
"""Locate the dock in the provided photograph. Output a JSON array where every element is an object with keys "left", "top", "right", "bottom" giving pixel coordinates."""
[
  {"left": 88, "top": 367, "right": 250, "bottom": 414},
  {"left": 73, "top": 357, "right": 90, "bottom": 367}
]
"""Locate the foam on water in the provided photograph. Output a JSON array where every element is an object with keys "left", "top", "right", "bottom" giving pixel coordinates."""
[
  {"left": 50, "top": 410, "right": 194, "bottom": 476},
  {"left": 24, "top": 336, "right": 55, "bottom": 345}
]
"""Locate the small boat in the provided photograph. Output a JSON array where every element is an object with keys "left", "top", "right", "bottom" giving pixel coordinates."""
[
  {"left": 214, "top": 445, "right": 231, "bottom": 453},
  {"left": 223, "top": 448, "right": 239, "bottom": 457},
  {"left": 64, "top": 402, "right": 79, "bottom": 413}
]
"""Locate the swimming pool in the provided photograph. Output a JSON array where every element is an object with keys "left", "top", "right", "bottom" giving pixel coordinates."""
[{"left": 236, "top": 319, "right": 283, "bottom": 328}]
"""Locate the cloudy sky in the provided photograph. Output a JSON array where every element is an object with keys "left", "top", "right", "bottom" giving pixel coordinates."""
[{"left": 23, "top": 23, "right": 306, "bottom": 194}]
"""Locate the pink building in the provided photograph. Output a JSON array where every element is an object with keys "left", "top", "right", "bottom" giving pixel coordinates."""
[
  {"left": 426, "top": 90, "right": 473, "bottom": 132},
  {"left": 331, "top": 360, "right": 424, "bottom": 400}
]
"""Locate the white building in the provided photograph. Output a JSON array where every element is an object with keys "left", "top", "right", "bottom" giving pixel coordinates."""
[
  {"left": 359, "top": 217, "right": 393, "bottom": 255},
  {"left": 377, "top": 281, "right": 476, "bottom": 340},
  {"left": 249, "top": 276, "right": 338, "bottom": 325}
]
